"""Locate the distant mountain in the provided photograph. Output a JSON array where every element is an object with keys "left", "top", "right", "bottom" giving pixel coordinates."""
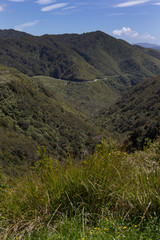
[
  {"left": 134, "top": 43, "right": 160, "bottom": 50},
  {"left": 1, "top": 29, "right": 160, "bottom": 84}
]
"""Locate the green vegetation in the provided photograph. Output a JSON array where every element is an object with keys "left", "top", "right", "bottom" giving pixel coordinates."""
[
  {"left": 0, "top": 65, "right": 101, "bottom": 175},
  {"left": 1, "top": 29, "right": 160, "bottom": 239},
  {"left": 57, "top": 31, "right": 160, "bottom": 79},
  {"left": 0, "top": 139, "right": 160, "bottom": 239},
  {"left": 0, "top": 30, "right": 102, "bottom": 80},
  {"left": 99, "top": 75, "right": 160, "bottom": 150},
  {"left": 1, "top": 30, "right": 160, "bottom": 82},
  {"left": 34, "top": 76, "right": 118, "bottom": 116}
]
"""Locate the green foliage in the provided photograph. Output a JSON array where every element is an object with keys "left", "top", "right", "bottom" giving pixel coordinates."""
[
  {"left": 17, "top": 215, "right": 160, "bottom": 240},
  {"left": 0, "top": 66, "right": 100, "bottom": 174},
  {"left": 0, "top": 30, "right": 102, "bottom": 81},
  {"left": 34, "top": 75, "right": 119, "bottom": 116},
  {"left": 57, "top": 31, "right": 160, "bottom": 79},
  {"left": 99, "top": 75, "right": 160, "bottom": 149},
  {"left": 0, "top": 30, "right": 160, "bottom": 82},
  {"left": 0, "top": 139, "right": 160, "bottom": 238}
]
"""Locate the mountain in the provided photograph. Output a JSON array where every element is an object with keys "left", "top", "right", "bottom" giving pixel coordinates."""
[
  {"left": 56, "top": 31, "right": 160, "bottom": 79},
  {"left": 0, "top": 30, "right": 102, "bottom": 81},
  {"left": 1, "top": 30, "right": 160, "bottom": 85},
  {"left": 134, "top": 43, "right": 160, "bottom": 50},
  {"left": 0, "top": 65, "right": 102, "bottom": 174},
  {"left": 99, "top": 75, "right": 160, "bottom": 150},
  {"left": 2, "top": 29, "right": 160, "bottom": 169}
]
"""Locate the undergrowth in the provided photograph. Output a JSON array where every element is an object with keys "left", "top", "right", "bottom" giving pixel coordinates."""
[{"left": 0, "top": 138, "right": 160, "bottom": 239}]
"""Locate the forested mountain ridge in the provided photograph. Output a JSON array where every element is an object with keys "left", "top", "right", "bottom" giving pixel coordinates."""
[
  {"left": 56, "top": 31, "right": 160, "bottom": 78},
  {"left": 0, "top": 30, "right": 102, "bottom": 80},
  {"left": 1, "top": 29, "right": 160, "bottom": 83}
]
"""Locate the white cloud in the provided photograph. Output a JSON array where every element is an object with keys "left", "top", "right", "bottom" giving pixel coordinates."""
[
  {"left": 140, "top": 33, "right": 156, "bottom": 40},
  {"left": 153, "top": 2, "right": 160, "bottom": 5},
  {"left": 0, "top": 5, "right": 4, "bottom": 11},
  {"left": 41, "top": 3, "right": 68, "bottom": 11},
  {"left": 36, "top": 0, "right": 56, "bottom": 5},
  {"left": 113, "top": 27, "right": 138, "bottom": 37},
  {"left": 62, "top": 6, "right": 76, "bottom": 10},
  {"left": 113, "top": 27, "right": 156, "bottom": 40},
  {"left": 114, "top": 0, "right": 150, "bottom": 8},
  {"left": 14, "top": 20, "right": 39, "bottom": 31}
]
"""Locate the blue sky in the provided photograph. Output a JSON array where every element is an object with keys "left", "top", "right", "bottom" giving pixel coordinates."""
[{"left": 0, "top": 0, "right": 160, "bottom": 44}]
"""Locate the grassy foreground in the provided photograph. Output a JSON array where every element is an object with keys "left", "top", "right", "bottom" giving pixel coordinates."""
[{"left": 0, "top": 139, "right": 160, "bottom": 239}]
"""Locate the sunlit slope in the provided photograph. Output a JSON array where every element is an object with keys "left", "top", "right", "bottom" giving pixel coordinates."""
[
  {"left": 0, "top": 66, "right": 101, "bottom": 172},
  {"left": 57, "top": 31, "right": 160, "bottom": 78},
  {"left": 33, "top": 76, "right": 119, "bottom": 116},
  {"left": 98, "top": 75, "right": 160, "bottom": 148}
]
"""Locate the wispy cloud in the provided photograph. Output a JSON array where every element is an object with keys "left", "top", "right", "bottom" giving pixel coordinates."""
[
  {"left": 62, "top": 6, "right": 76, "bottom": 10},
  {"left": 36, "top": 0, "right": 56, "bottom": 5},
  {"left": 14, "top": 20, "right": 39, "bottom": 31},
  {"left": 41, "top": 3, "right": 68, "bottom": 11},
  {"left": 153, "top": 2, "right": 160, "bottom": 5},
  {"left": 107, "top": 12, "right": 125, "bottom": 16},
  {"left": 113, "top": 27, "right": 156, "bottom": 40},
  {"left": 0, "top": 5, "right": 5, "bottom": 12},
  {"left": 140, "top": 33, "right": 156, "bottom": 40},
  {"left": 114, "top": 0, "right": 150, "bottom": 8}
]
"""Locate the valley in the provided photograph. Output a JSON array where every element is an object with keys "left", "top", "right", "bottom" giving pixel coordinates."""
[
  {"left": 0, "top": 29, "right": 160, "bottom": 239},
  {"left": 1, "top": 29, "right": 160, "bottom": 172}
]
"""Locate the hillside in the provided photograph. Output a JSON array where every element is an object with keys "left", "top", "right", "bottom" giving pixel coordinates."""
[
  {"left": 0, "top": 30, "right": 102, "bottom": 80},
  {"left": 1, "top": 29, "right": 160, "bottom": 167},
  {"left": 34, "top": 75, "right": 119, "bottom": 116},
  {"left": 56, "top": 31, "right": 160, "bottom": 80},
  {"left": 1, "top": 30, "right": 160, "bottom": 85},
  {"left": 0, "top": 65, "right": 102, "bottom": 174},
  {"left": 99, "top": 75, "right": 160, "bottom": 149}
]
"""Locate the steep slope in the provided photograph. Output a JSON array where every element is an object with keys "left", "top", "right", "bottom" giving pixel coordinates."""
[
  {"left": 0, "top": 65, "right": 101, "bottom": 174},
  {"left": 56, "top": 31, "right": 160, "bottom": 80},
  {"left": 0, "top": 30, "right": 102, "bottom": 80},
  {"left": 99, "top": 75, "right": 160, "bottom": 149},
  {"left": 134, "top": 44, "right": 160, "bottom": 60},
  {"left": 34, "top": 76, "right": 119, "bottom": 116}
]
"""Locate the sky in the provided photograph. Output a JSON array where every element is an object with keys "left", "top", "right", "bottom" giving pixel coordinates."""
[{"left": 0, "top": 0, "right": 160, "bottom": 44}]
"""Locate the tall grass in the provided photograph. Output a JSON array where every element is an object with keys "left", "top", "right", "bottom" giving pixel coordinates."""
[{"left": 0, "top": 139, "right": 160, "bottom": 238}]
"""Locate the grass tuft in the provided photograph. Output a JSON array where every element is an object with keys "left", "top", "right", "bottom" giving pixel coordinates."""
[{"left": 0, "top": 138, "right": 160, "bottom": 238}]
